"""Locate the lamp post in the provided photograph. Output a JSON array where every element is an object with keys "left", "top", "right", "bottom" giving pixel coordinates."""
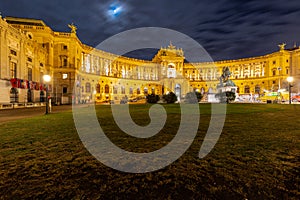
[
  {"left": 287, "top": 76, "right": 293, "bottom": 104},
  {"left": 43, "top": 75, "right": 51, "bottom": 114}
]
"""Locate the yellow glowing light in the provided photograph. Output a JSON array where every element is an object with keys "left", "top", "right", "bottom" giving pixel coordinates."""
[
  {"left": 287, "top": 76, "right": 293, "bottom": 83},
  {"left": 43, "top": 74, "right": 51, "bottom": 82}
]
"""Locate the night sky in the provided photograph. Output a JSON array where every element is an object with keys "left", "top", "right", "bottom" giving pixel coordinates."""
[{"left": 1, "top": 0, "right": 300, "bottom": 61}]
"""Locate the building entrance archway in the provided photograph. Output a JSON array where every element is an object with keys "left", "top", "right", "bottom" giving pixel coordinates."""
[{"left": 175, "top": 83, "right": 181, "bottom": 101}]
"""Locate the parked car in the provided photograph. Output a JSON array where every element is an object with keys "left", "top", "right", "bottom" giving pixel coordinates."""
[{"left": 291, "top": 95, "right": 300, "bottom": 102}]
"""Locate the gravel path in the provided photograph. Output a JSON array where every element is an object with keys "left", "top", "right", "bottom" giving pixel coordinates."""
[{"left": 0, "top": 105, "right": 73, "bottom": 123}]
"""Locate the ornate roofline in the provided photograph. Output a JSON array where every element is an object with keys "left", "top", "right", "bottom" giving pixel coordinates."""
[{"left": 5, "top": 16, "right": 48, "bottom": 27}]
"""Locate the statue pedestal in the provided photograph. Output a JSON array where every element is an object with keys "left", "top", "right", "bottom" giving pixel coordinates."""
[
  {"left": 207, "top": 93, "right": 219, "bottom": 103},
  {"left": 218, "top": 86, "right": 237, "bottom": 93},
  {"left": 207, "top": 86, "right": 237, "bottom": 103}
]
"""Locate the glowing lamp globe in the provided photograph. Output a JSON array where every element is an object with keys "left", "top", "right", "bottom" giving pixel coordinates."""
[
  {"left": 287, "top": 76, "right": 293, "bottom": 83},
  {"left": 43, "top": 75, "right": 51, "bottom": 82}
]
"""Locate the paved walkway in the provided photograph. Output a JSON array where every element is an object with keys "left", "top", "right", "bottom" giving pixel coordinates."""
[{"left": 0, "top": 105, "right": 73, "bottom": 123}]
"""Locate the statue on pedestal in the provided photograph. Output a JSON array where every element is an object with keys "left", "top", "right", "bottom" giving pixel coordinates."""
[
  {"left": 218, "top": 67, "right": 236, "bottom": 88},
  {"left": 214, "top": 67, "right": 237, "bottom": 103}
]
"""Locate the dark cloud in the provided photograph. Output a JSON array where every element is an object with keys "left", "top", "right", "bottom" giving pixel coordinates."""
[{"left": 1, "top": 0, "right": 300, "bottom": 61}]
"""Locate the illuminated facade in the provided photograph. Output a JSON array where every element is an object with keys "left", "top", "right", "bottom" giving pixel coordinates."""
[{"left": 0, "top": 16, "right": 300, "bottom": 105}]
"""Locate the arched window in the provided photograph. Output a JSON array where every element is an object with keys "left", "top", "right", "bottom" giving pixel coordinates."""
[
  {"left": 129, "top": 87, "right": 133, "bottom": 94},
  {"left": 201, "top": 87, "right": 205, "bottom": 94},
  {"left": 121, "top": 86, "right": 125, "bottom": 94},
  {"left": 167, "top": 63, "right": 176, "bottom": 78},
  {"left": 151, "top": 87, "right": 155, "bottom": 94},
  {"left": 144, "top": 87, "right": 148, "bottom": 95},
  {"left": 85, "top": 83, "right": 91, "bottom": 93},
  {"left": 175, "top": 84, "right": 181, "bottom": 100},
  {"left": 255, "top": 85, "right": 260, "bottom": 94},
  {"left": 96, "top": 84, "right": 100, "bottom": 93},
  {"left": 105, "top": 84, "right": 109, "bottom": 94},
  {"left": 113, "top": 86, "right": 118, "bottom": 94},
  {"left": 137, "top": 88, "right": 140, "bottom": 95},
  {"left": 244, "top": 85, "right": 250, "bottom": 93}
]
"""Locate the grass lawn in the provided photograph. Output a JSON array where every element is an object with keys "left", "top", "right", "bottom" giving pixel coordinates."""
[{"left": 0, "top": 104, "right": 299, "bottom": 199}]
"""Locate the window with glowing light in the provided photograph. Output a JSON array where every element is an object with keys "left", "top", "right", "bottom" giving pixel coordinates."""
[{"left": 62, "top": 73, "right": 68, "bottom": 79}]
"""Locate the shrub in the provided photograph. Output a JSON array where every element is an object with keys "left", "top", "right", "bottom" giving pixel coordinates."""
[
  {"left": 163, "top": 92, "right": 178, "bottom": 104},
  {"left": 185, "top": 91, "right": 203, "bottom": 103},
  {"left": 146, "top": 94, "right": 160, "bottom": 103}
]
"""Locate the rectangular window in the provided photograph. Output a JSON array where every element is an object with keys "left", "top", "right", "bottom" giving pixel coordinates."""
[
  {"left": 63, "top": 87, "right": 68, "bottom": 94},
  {"left": 86, "top": 83, "right": 91, "bottom": 93},
  {"left": 10, "top": 50, "right": 17, "bottom": 56},
  {"left": 63, "top": 58, "right": 68, "bottom": 67},
  {"left": 63, "top": 45, "right": 68, "bottom": 50},
  {"left": 10, "top": 62, "right": 17, "bottom": 78},
  {"left": 62, "top": 73, "right": 68, "bottom": 79},
  {"left": 28, "top": 68, "right": 32, "bottom": 81}
]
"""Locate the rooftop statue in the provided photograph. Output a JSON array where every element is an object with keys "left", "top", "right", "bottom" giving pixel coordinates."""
[
  {"left": 168, "top": 41, "right": 176, "bottom": 50},
  {"left": 218, "top": 67, "right": 236, "bottom": 87},
  {"left": 278, "top": 43, "right": 286, "bottom": 51},
  {"left": 68, "top": 23, "right": 77, "bottom": 34}
]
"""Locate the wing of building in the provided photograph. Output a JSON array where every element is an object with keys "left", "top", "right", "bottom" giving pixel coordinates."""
[{"left": 0, "top": 16, "right": 299, "bottom": 105}]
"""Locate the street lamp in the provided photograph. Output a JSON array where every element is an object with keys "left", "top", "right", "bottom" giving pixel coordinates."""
[
  {"left": 287, "top": 76, "right": 293, "bottom": 104},
  {"left": 43, "top": 75, "right": 51, "bottom": 114}
]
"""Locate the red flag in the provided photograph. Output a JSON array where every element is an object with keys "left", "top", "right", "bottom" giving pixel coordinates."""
[{"left": 10, "top": 78, "right": 18, "bottom": 88}]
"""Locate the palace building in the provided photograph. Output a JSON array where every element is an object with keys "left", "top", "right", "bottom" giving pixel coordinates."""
[{"left": 0, "top": 16, "right": 299, "bottom": 105}]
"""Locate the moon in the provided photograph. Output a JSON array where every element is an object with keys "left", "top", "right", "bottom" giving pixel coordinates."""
[{"left": 108, "top": 4, "right": 123, "bottom": 18}]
